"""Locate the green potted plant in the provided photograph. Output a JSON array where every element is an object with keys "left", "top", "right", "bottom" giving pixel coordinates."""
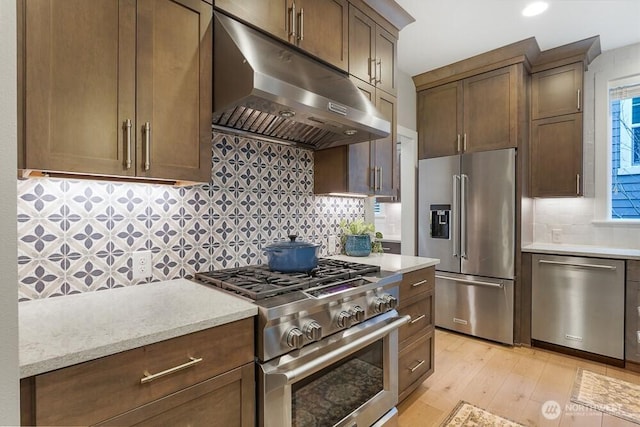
[{"left": 339, "top": 219, "right": 383, "bottom": 257}]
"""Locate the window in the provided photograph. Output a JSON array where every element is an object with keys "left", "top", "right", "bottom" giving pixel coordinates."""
[{"left": 610, "top": 83, "right": 640, "bottom": 219}]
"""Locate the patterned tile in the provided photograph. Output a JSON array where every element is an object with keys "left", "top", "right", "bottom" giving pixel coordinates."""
[{"left": 16, "top": 132, "right": 366, "bottom": 300}]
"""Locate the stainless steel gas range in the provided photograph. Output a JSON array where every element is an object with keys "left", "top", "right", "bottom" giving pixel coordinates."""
[{"left": 196, "top": 259, "right": 409, "bottom": 427}]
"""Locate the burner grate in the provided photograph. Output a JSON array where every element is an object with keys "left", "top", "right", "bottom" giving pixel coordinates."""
[{"left": 195, "top": 259, "right": 381, "bottom": 300}]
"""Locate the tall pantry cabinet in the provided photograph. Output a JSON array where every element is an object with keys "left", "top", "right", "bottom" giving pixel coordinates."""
[{"left": 314, "top": 1, "right": 403, "bottom": 197}]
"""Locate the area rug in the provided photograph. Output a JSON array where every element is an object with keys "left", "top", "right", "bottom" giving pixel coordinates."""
[
  {"left": 440, "top": 401, "right": 525, "bottom": 427},
  {"left": 571, "top": 368, "right": 640, "bottom": 424}
]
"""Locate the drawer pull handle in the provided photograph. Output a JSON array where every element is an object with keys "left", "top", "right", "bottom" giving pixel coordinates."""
[
  {"left": 409, "top": 360, "right": 425, "bottom": 373},
  {"left": 411, "top": 280, "right": 428, "bottom": 288},
  {"left": 140, "top": 357, "right": 203, "bottom": 384},
  {"left": 410, "top": 314, "right": 426, "bottom": 324}
]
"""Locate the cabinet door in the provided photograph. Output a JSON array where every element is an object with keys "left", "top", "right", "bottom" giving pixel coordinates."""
[
  {"left": 137, "top": 0, "right": 212, "bottom": 182},
  {"left": 298, "top": 0, "right": 348, "bottom": 70},
  {"left": 532, "top": 62, "right": 584, "bottom": 120},
  {"left": 23, "top": 0, "right": 136, "bottom": 176},
  {"left": 375, "top": 26, "right": 397, "bottom": 96},
  {"left": 373, "top": 90, "right": 397, "bottom": 195},
  {"left": 417, "top": 82, "right": 462, "bottom": 159},
  {"left": 348, "top": 5, "right": 376, "bottom": 85},
  {"left": 96, "top": 363, "right": 255, "bottom": 427},
  {"left": 530, "top": 113, "right": 583, "bottom": 197},
  {"left": 214, "top": 0, "right": 289, "bottom": 41},
  {"left": 463, "top": 66, "right": 517, "bottom": 153},
  {"left": 348, "top": 79, "right": 376, "bottom": 195}
]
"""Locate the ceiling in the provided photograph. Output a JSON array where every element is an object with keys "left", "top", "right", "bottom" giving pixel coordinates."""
[{"left": 394, "top": 0, "right": 640, "bottom": 77}]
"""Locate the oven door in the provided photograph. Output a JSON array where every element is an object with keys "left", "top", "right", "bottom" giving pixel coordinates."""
[{"left": 259, "top": 311, "right": 410, "bottom": 427}]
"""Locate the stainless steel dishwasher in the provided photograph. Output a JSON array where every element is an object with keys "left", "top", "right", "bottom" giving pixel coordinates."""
[{"left": 531, "top": 254, "right": 625, "bottom": 360}]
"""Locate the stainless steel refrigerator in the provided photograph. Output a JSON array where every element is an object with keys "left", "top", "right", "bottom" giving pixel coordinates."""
[{"left": 418, "top": 148, "right": 515, "bottom": 344}]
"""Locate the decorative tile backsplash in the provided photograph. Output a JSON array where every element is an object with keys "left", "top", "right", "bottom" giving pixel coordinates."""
[{"left": 17, "top": 132, "right": 365, "bottom": 301}]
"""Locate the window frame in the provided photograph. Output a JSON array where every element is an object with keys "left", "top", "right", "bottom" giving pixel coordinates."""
[{"left": 594, "top": 67, "right": 640, "bottom": 225}]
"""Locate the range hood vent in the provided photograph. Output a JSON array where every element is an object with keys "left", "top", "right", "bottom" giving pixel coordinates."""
[{"left": 213, "top": 11, "right": 390, "bottom": 149}]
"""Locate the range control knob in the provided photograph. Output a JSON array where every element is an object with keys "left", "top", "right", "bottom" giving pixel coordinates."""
[
  {"left": 374, "top": 297, "right": 388, "bottom": 313},
  {"left": 351, "top": 305, "right": 365, "bottom": 322},
  {"left": 383, "top": 294, "right": 398, "bottom": 310},
  {"left": 286, "top": 327, "right": 304, "bottom": 349},
  {"left": 303, "top": 321, "right": 323, "bottom": 341},
  {"left": 337, "top": 310, "right": 353, "bottom": 328}
]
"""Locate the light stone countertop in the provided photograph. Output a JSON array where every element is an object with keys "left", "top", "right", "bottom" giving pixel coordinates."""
[
  {"left": 19, "top": 278, "right": 257, "bottom": 378},
  {"left": 328, "top": 253, "right": 439, "bottom": 273},
  {"left": 522, "top": 243, "right": 640, "bottom": 260}
]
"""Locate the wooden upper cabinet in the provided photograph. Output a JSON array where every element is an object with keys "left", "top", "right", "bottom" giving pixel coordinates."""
[
  {"left": 21, "top": 0, "right": 212, "bottom": 182},
  {"left": 532, "top": 62, "right": 584, "bottom": 120},
  {"left": 314, "top": 79, "right": 397, "bottom": 196},
  {"left": 530, "top": 113, "right": 583, "bottom": 197},
  {"left": 348, "top": 5, "right": 397, "bottom": 95},
  {"left": 296, "top": 0, "right": 348, "bottom": 70},
  {"left": 530, "top": 61, "right": 585, "bottom": 197},
  {"left": 373, "top": 89, "right": 397, "bottom": 195},
  {"left": 23, "top": 0, "right": 136, "bottom": 177},
  {"left": 348, "top": 7, "right": 375, "bottom": 86},
  {"left": 418, "top": 65, "right": 519, "bottom": 159},
  {"left": 216, "top": 0, "right": 348, "bottom": 71},
  {"left": 417, "top": 81, "right": 462, "bottom": 159},
  {"left": 463, "top": 65, "right": 518, "bottom": 153},
  {"left": 375, "top": 25, "right": 396, "bottom": 95},
  {"left": 214, "top": 0, "right": 289, "bottom": 41},
  {"left": 136, "top": 0, "right": 212, "bottom": 182}
]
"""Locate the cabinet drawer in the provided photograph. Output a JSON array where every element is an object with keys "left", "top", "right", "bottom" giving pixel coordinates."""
[
  {"left": 96, "top": 362, "right": 255, "bottom": 427},
  {"left": 398, "top": 330, "right": 434, "bottom": 395},
  {"left": 398, "top": 292, "right": 433, "bottom": 348},
  {"left": 398, "top": 267, "right": 434, "bottom": 307},
  {"left": 35, "top": 318, "right": 254, "bottom": 426}
]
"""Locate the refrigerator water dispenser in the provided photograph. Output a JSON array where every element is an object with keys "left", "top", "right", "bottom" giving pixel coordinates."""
[{"left": 429, "top": 204, "right": 450, "bottom": 239}]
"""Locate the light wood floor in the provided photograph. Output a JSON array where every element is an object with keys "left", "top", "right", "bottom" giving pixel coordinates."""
[{"left": 398, "top": 329, "right": 640, "bottom": 427}]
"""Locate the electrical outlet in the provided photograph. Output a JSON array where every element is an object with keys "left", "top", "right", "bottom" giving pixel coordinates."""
[
  {"left": 328, "top": 235, "right": 337, "bottom": 255},
  {"left": 132, "top": 251, "right": 152, "bottom": 279},
  {"left": 551, "top": 229, "right": 562, "bottom": 244}
]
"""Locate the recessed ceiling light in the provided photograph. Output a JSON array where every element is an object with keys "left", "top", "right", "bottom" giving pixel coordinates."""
[{"left": 522, "top": 1, "right": 549, "bottom": 17}]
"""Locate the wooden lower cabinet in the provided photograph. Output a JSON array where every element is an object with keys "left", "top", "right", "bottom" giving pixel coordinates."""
[
  {"left": 396, "top": 266, "right": 435, "bottom": 402},
  {"left": 20, "top": 318, "right": 255, "bottom": 426},
  {"left": 398, "top": 330, "right": 434, "bottom": 403},
  {"left": 96, "top": 363, "right": 255, "bottom": 427}
]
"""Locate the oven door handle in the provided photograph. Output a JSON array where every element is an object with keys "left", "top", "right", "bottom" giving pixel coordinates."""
[{"left": 265, "top": 315, "right": 410, "bottom": 390}]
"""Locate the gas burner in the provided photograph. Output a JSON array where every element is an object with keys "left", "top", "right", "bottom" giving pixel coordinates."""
[{"left": 195, "top": 259, "right": 381, "bottom": 301}]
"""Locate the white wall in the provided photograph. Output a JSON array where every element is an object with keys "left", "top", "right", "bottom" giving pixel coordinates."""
[
  {"left": 397, "top": 70, "right": 417, "bottom": 131},
  {"left": 0, "top": 0, "right": 21, "bottom": 423},
  {"left": 533, "top": 42, "right": 640, "bottom": 248}
]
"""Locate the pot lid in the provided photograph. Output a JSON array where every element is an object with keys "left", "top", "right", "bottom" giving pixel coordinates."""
[{"left": 264, "top": 235, "right": 320, "bottom": 250}]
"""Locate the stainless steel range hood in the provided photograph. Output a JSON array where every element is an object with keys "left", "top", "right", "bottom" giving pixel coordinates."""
[{"left": 213, "top": 11, "right": 390, "bottom": 149}]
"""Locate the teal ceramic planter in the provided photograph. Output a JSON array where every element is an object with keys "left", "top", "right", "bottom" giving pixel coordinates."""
[{"left": 344, "top": 234, "right": 371, "bottom": 257}]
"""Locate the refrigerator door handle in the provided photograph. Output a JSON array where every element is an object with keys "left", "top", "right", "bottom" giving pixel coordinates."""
[
  {"left": 452, "top": 175, "right": 460, "bottom": 258},
  {"left": 460, "top": 174, "right": 468, "bottom": 259}
]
